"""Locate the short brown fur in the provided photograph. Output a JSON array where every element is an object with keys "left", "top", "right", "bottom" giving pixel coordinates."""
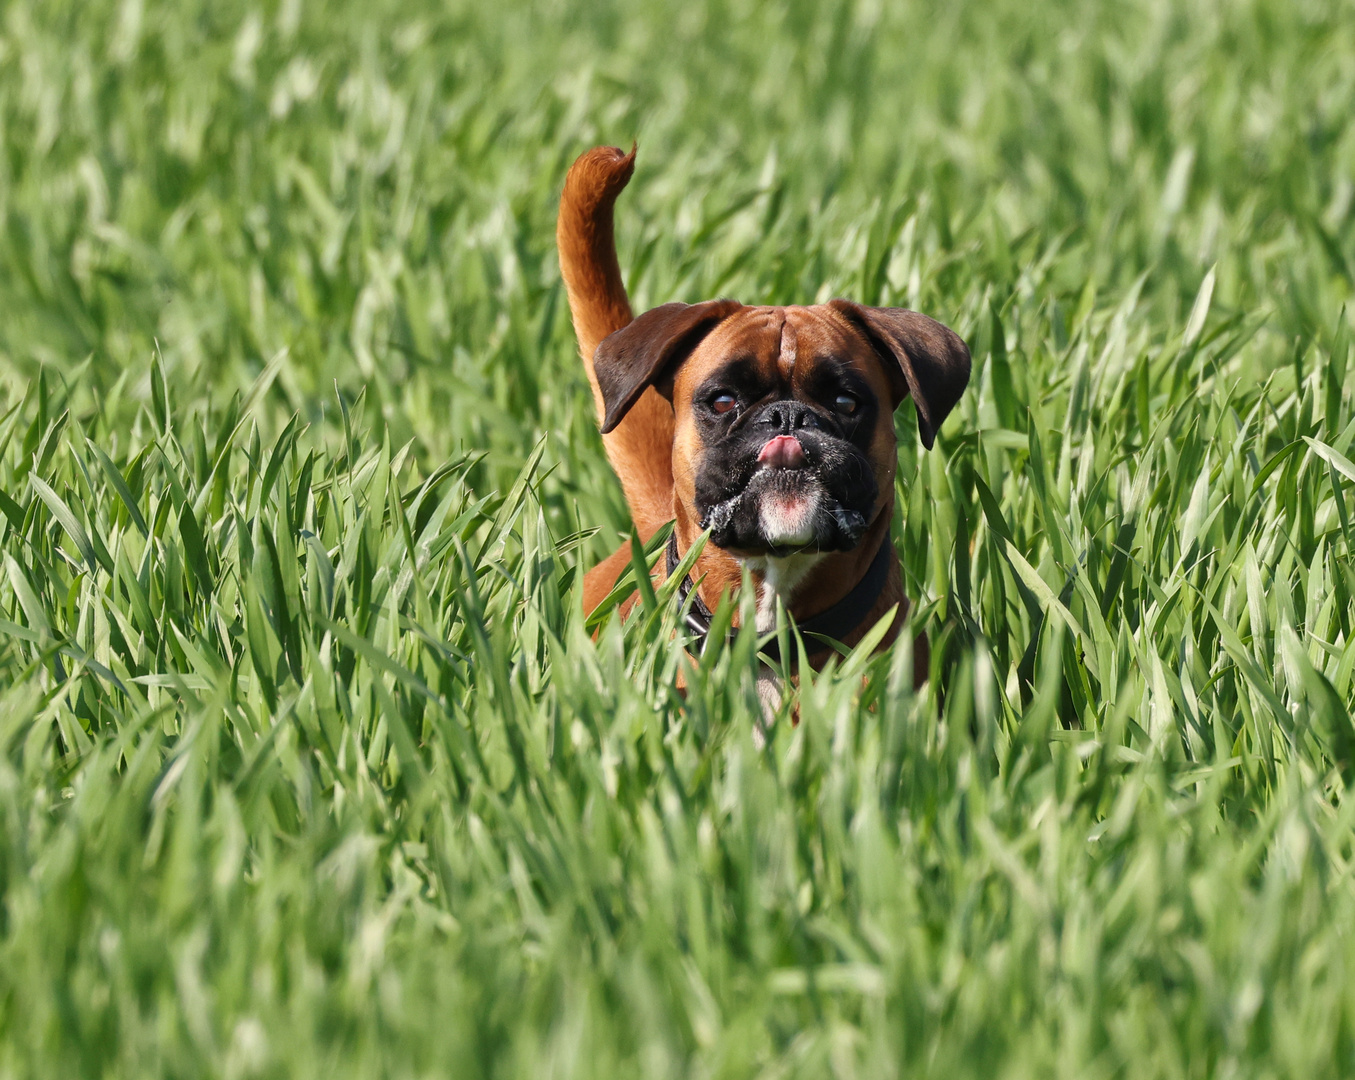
[
  {"left": 557, "top": 146, "right": 677, "bottom": 539},
  {"left": 558, "top": 146, "right": 967, "bottom": 685}
]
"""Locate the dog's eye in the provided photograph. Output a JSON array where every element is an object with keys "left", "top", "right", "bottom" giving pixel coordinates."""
[
  {"left": 834, "top": 394, "right": 859, "bottom": 415},
  {"left": 711, "top": 394, "right": 739, "bottom": 415}
]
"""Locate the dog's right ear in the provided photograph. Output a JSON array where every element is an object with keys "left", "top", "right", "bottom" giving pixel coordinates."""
[{"left": 594, "top": 300, "right": 742, "bottom": 433}]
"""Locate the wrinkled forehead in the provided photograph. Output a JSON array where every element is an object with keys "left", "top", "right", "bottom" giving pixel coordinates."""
[{"left": 678, "top": 305, "right": 878, "bottom": 390}]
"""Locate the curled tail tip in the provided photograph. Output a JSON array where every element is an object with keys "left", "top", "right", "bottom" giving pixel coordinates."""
[{"left": 563, "top": 143, "right": 637, "bottom": 205}]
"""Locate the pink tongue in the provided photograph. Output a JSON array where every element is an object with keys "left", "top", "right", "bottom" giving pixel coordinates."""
[{"left": 758, "top": 435, "right": 806, "bottom": 468}]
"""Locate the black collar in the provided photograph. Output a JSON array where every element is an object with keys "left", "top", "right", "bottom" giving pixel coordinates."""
[{"left": 665, "top": 527, "right": 892, "bottom": 663}]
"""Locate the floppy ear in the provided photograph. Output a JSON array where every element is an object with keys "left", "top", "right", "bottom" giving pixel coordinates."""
[
  {"left": 594, "top": 299, "right": 743, "bottom": 433},
  {"left": 828, "top": 300, "right": 971, "bottom": 449}
]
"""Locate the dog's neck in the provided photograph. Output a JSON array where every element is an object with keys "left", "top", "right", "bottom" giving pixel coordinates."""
[
  {"left": 672, "top": 500, "right": 895, "bottom": 632},
  {"left": 744, "top": 551, "right": 826, "bottom": 632}
]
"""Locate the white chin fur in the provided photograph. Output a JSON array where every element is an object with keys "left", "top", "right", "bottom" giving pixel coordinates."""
[{"left": 758, "top": 488, "right": 821, "bottom": 547}]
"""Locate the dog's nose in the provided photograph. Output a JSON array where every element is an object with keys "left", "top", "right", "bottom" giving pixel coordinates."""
[
  {"left": 758, "top": 434, "right": 807, "bottom": 468},
  {"left": 757, "top": 400, "right": 822, "bottom": 434}
]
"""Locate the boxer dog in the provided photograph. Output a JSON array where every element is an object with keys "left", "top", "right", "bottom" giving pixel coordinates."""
[{"left": 558, "top": 145, "right": 969, "bottom": 684}]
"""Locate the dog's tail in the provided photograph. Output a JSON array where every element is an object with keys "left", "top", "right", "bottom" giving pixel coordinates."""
[
  {"left": 558, "top": 145, "right": 678, "bottom": 539},
  {"left": 557, "top": 144, "right": 636, "bottom": 414}
]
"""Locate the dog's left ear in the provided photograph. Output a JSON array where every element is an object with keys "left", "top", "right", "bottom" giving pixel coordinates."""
[
  {"left": 594, "top": 299, "right": 743, "bottom": 433},
  {"left": 829, "top": 300, "right": 971, "bottom": 449}
]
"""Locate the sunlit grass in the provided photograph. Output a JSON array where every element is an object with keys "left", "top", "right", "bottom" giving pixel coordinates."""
[{"left": 1, "top": 0, "right": 1354, "bottom": 1075}]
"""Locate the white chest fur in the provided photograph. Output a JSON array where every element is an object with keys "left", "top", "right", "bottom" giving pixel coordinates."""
[
  {"left": 740, "top": 550, "right": 824, "bottom": 733},
  {"left": 743, "top": 552, "right": 825, "bottom": 632}
]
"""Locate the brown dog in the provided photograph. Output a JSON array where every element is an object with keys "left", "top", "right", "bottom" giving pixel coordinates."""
[{"left": 558, "top": 145, "right": 969, "bottom": 682}]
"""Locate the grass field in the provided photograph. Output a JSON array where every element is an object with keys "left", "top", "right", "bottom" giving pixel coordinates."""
[{"left": 2, "top": 0, "right": 1355, "bottom": 1075}]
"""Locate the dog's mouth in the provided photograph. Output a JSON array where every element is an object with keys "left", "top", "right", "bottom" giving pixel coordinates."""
[{"left": 695, "top": 433, "right": 876, "bottom": 556}]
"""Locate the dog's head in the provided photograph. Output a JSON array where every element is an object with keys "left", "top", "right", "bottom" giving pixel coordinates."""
[{"left": 594, "top": 301, "right": 970, "bottom": 557}]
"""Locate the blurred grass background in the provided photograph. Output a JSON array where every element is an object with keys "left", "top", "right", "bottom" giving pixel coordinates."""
[{"left": 2, "top": 0, "right": 1355, "bottom": 1075}]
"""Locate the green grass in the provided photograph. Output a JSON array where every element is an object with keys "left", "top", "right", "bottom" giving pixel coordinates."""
[{"left": 2, "top": 0, "right": 1355, "bottom": 1074}]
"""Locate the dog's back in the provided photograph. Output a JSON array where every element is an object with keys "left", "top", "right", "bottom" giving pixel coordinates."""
[{"left": 557, "top": 146, "right": 675, "bottom": 540}]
